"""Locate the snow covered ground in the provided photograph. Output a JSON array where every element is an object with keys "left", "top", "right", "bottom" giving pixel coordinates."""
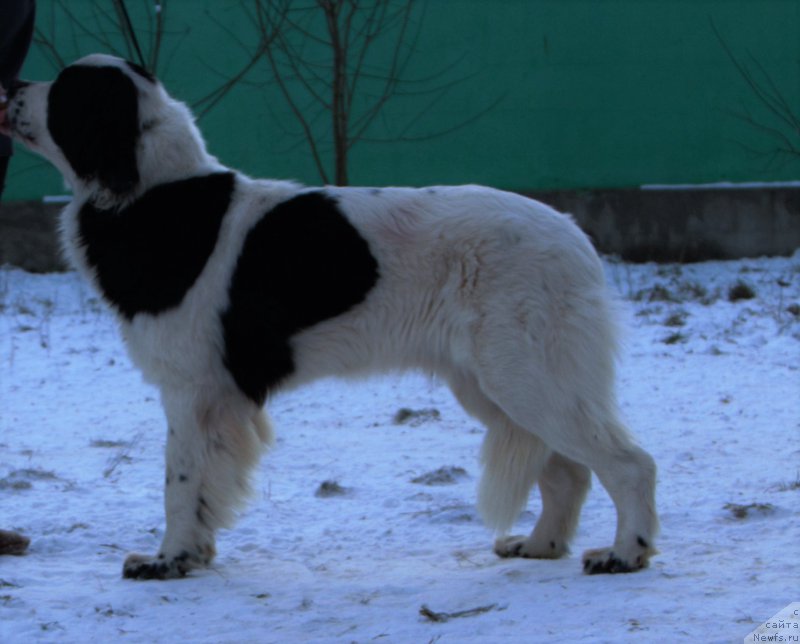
[{"left": 0, "top": 252, "right": 798, "bottom": 643}]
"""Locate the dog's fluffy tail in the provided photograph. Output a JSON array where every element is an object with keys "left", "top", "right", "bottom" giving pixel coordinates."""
[
  {"left": 252, "top": 408, "right": 275, "bottom": 447},
  {"left": 477, "top": 421, "right": 550, "bottom": 535}
]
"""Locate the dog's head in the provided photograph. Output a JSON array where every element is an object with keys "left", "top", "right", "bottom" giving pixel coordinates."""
[{"left": 2, "top": 54, "right": 215, "bottom": 207}]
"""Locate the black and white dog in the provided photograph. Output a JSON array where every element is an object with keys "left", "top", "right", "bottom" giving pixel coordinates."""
[{"left": 2, "top": 54, "right": 657, "bottom": 580}]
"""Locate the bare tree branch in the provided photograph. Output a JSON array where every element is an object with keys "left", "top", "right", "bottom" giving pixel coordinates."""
[
  {"left": 113, "top": 0, "right": 147, "bottom": 68},
  {"left": 746, "top": 52, "right": 800, "bottom": 134},
  {"left": 724, "top": 106, "right": 800, "bottom": 158},
  {"left": 346, "top": 1, "right": 415, "bottom": 146},
  {"left": 33, "top": 0, "right": 167, "bottom": 75},
  {"left": 711, "top": 18, "right": 800, "bottom": 160},
  {"left": 363, "top": 92, "right": 507, "bottom": 144},
  {"left": 201, "top": 0, "right": 502, "bottom": 184},
  {"left": 149, "top": 0, "right": 167, "bottom": 73}
]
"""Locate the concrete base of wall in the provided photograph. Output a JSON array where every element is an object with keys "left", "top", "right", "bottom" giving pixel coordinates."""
[
  {"left": 530, "top": 186, "right": 800, "bottom": 262},
  {"left": 0, "top": 201, "right": 66, "bottom": 273},
  {"left": 1, "top": 187, "right": 798, "bottom": 273}
]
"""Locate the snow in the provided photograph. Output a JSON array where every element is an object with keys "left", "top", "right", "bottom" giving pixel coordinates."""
[{"left": 1, "top": 252, "right": 798, "bottom": 643}]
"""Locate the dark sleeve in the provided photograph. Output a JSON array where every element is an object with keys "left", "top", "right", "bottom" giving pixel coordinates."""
[
  {"left": 0, "top": 0, "right": 36, "bottom": 87},
  {"left": 0, "top": 0, "right": 36, "bottom": 157}
]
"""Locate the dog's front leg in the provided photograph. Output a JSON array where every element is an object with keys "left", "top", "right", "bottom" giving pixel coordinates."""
[
  {"left": 123, "top": 386, "right": 271, "bottom": 580},
  {"left": 123, "top": 390, "right": 217, "bottom": 580}
]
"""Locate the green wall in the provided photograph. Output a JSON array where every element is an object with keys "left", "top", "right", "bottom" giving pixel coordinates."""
[{"left": 4, "top": 0, "right": 800, "bottom": 201}]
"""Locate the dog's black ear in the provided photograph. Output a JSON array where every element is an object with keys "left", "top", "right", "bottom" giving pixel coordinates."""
[{"left": 47, "top": 65, "right": 140, "bottom": 195}]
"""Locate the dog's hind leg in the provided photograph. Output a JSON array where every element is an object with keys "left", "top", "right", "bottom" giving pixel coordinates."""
[
  {"left": 495, "top": 451, "right": 591, "bottom": 559},
  {"left": 446, "top": 370, "right": 550, "bottom": 539},
  {"left": 450, "top": 370, "right": 592, "bottom": 560},
  {"left": 472, "top": 291, "right": 658, "bottom": 573},
  {"left": 123, "top": 388, "right": 273, "bottom": 580},
  {"left": 479, "top": 362, "right": 658, "bottom": 573},
  {"left": 576, "top": 433, "right": 658, "bottom": 574}
]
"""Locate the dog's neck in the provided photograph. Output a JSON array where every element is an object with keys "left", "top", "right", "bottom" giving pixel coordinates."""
[{"left": 135, "top": 100, "right": 223, "bottom": 196}]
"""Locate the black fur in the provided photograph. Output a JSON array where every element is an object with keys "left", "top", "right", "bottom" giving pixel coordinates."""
[
  {"left": 47, "top": 65, "right": 141, "bottom": 194},
  {"left": 78, "top": 172, "right": 236, "bottom": 320},
  {"left": 584, "top": 552, "right": 642, "bottom": 575},
  {"left": 221, "top": 192, "right": 380, "bottom": 404},
  {"left": 196, "top": 497, "right": 210, "bottom": 528},
  {"left": 123, "top": 560, "right": 171, "bottom": 580}
]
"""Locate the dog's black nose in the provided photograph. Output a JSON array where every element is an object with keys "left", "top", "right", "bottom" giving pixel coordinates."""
[{"left": 6, "top": 79, "right": 30, "bottom": 100}]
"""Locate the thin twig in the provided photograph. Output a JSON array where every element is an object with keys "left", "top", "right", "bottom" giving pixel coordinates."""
[
  {"left": 419, "top": 603, "right": 502, "bottom": 623},
  {"left": 710, "top": 17, "right": 800, "bottom": 158}
]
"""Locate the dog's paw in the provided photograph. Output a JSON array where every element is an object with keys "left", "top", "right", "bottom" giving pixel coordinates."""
[
  {"left": 494, "top": 535, "right": 526, "bottom": 558},
  {"left": 123, "top": 545, "right": 214, "bottom": 581},
  {"left": 581, "top": 547, "right": 648, "bottom": 575},
  {"left": 123, "top": 553, "right": 189, "bottom": 580},
  {"left": 494, "top": 535, "right": 567, "bottom": 559}
]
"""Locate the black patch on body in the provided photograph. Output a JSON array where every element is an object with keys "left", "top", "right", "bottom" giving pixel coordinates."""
[
  {"left": 221, "top": 192, "right": 379, "bottom": 404},
  {"left": 78, "top": 172, "right": 236, "bottom": 319},
  {"left": 48, "top": 65, "right": 142, "bottom": 194}
]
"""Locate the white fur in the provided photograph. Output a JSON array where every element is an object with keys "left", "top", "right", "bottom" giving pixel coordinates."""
[{"left": 8, "top": 54, "right": 658, "bottom": 578}]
